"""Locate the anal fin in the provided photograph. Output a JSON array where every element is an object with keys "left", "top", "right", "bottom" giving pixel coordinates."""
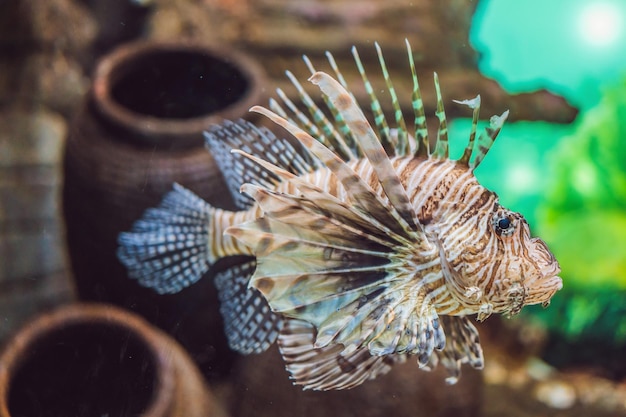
[{"left": 214, "top": 260, "right": 283, "bottom": 354}]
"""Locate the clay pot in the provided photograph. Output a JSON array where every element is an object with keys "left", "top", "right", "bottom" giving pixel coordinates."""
[
  {"left": 0, "top": 303, "right": 228, "bottom": 417},
  {"left": 228, "top": 346, "right": 483, "bottom": 417},
  {"left": 62, "top": 40, "right": 265, "bottom": 378}
]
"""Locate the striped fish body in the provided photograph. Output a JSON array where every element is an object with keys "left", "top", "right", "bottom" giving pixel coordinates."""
[
  {"left": 214, "top": 157, "right": 486, "bottom": 316},
  {"left": 118, "top": 41, "right": 562, "bottom": 390},
  {"left": 215, "top": 154, "right": 559, "bottom": 318}
]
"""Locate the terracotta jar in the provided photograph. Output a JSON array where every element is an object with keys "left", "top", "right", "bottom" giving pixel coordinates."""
[
  {"left": 0, "top": 303, "right": 228, "bottom": 417},
  {"left": 62, "top": 40, "right": 265, "bottom": 378}
]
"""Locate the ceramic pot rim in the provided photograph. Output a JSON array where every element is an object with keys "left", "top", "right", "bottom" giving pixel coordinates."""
[
  {"left": 0, "top": 303, "right": 176, "bottom": 417},
  {"left": 92, "top": 39, "right": 265, "bottom": 147}
]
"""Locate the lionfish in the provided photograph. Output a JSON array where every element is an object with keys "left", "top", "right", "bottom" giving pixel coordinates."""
[{"left": 118, "top": 41, "right": 562, "bottom": 390}]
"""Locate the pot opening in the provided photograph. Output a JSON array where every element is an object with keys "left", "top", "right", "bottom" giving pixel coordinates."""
[
  {"left": 110, "top": 49, "right": 250, "bottom": 119},
  {"left": 7, "top": 322, "right": 157, "bottom": 417}
]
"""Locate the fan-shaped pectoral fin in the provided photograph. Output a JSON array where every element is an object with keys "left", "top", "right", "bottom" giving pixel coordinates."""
[
  {"left": 278, "top": 318, "right": 405, "bottom": 391},
  {"left": 313, "top": 285, "right": 445, "bottom": 367},
  {"left": 366, "top": 294, "right": 445, "bottom": 367}
]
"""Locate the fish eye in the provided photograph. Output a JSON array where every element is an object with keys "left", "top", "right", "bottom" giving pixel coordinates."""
[
  {"left": 492, "top": 212, "right": 515, "bottom": 236},
  {"left": 498, "top": 218, "right": 511, "bottom": 230}
]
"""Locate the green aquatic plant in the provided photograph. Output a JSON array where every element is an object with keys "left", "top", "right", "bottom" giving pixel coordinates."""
[
  {"left": 539, "top": 77, "right": 626, "bottom": 289},
  {"left": 530, "top": 77, "right": 626, "bottom": 344}
]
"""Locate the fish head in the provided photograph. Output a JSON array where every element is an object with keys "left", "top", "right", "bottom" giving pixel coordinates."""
[
  {"left": 429, "top": 172, "right": 562, "bottom": 319},
  {"left": 453, "top": 201, "right": 562, "bottom": 319},
  {"left": 485, "top": 206, "right": 562, "bottom": 316}
]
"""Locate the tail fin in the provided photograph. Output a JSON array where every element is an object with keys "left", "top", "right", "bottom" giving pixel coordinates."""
[{"left": 117, "top": 184, "right": 214, "bottom": 294}]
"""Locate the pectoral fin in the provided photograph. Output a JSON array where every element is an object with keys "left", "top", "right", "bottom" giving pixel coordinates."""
[{"left": 277, "top": 318, "right": 405, "bottom": 390}]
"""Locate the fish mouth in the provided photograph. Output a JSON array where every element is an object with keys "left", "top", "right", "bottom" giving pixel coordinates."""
[
  {"left": 525, "top": 263, "right": 563, "bottom": 307},
  {"left": 506, "top": 270, "right": 561, "bottom": 316},
  {"left": 510, "top": 237, "right": 562, "bottom": 309}
]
